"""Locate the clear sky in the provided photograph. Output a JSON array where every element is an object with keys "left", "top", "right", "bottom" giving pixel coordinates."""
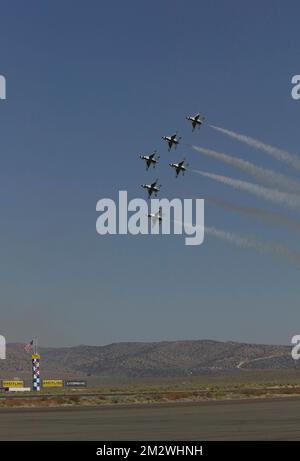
[{"left": 1, "top": 0, "right": 300, "bottom": 346}]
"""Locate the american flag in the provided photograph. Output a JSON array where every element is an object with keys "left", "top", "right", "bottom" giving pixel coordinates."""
[{"left": 24, "top": 340, "right": 34, "bottom": 353}]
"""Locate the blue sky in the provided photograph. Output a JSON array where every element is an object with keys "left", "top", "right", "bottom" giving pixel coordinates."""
[{"left": 1, "top": 0, "right": 300, "bottom": 346}]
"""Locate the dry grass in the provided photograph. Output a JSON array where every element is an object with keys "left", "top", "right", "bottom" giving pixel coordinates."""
[{"left": 2, "top": 383, "right": 300, "bottom": 409}]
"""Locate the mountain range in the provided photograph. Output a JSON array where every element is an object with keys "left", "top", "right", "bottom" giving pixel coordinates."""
[{"left": 0, "top": 340, "right": 296, "bottom": 380}]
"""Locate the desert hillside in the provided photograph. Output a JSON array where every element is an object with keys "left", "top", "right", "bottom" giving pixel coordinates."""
[{"left": 0, "top": 340, "right": 295, "bottom": 380}]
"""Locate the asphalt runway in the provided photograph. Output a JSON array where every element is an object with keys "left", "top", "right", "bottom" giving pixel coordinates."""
[{"left": 0, "top": 398, "right": 300, "bottom": 440}]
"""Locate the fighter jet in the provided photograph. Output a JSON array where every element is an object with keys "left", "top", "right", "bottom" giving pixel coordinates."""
[
  {"left": 148, "top": 207, "right": 163, "bottom": 226},
  {"left": 169, "top": 158, "right": 189, "bottom": 177},
  {"left": 139, "top": 151, "right": 160, "bottom": 170},
  {"left": 186, "top": 113, "right": 205, "bottom": 131},
  {"left": 161, "top": 132, "right": 182, "bottom": 151},
  {"left": 141, "top": 179, "right": 161, "bottom": 198}
]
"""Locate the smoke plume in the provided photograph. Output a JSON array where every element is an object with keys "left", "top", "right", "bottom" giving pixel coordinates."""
[
  {"left": 192, "top": 145, "right": 300, "bottom": 194},
  {"left": 193, "top": 169, "right": 300, "bottom": 211},
  {"left": 209, "top": 125, "right": 300, "bottom": 171},
  {"left": 206, "top": 197, "right": 300, "bottom": 232},
  {"left": 206, "top": 225, "right": 300, "bottom": 265}
]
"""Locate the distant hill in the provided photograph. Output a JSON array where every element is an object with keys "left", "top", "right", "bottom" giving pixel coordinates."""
[{"left": 0, "top": 340, "right": 296, "bottom": 380}]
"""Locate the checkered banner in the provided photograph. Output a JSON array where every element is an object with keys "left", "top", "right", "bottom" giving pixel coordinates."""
[{"left": 32, "top": 354, "right": 41, "bottom": 391}]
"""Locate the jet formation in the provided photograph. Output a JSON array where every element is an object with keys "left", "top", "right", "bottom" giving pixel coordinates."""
[{"left": 138, "top": 112, "right": 205, "bottom": 223}]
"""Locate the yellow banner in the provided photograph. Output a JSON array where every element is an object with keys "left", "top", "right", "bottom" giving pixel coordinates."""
[
  {"left": 3, "top": 380, "right": 24, "bottom": 388},
  {"left": 42, "top": 379, "right": 63, "bottom": 388}
]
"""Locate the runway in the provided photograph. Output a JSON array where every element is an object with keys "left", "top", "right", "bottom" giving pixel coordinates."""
[{"left": 0, "top": 397, "right": 300, "bottom": 440}]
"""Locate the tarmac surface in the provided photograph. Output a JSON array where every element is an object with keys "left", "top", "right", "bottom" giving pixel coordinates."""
[{"left": 0, "top": 397, "right": 300, "bottom": 440}]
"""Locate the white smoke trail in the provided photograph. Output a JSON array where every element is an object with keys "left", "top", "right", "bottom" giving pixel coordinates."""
[
  {"left": 192, "top": 145, "right": 300, "bottom": 194},
  {"left": 205, "top": 226, "right": 300, "bottom": 265},
  {"left": 193, "top": 169, "right": 300, "bottom": 211},
  {"left": 175, "top": 216, "right": 300, "bottom": 264},
  {"left": 209, "top": 125, "right": 300, "bottom": 171},
  {"left": 206, "top": 197, "right": 300, "bottom": 233}
]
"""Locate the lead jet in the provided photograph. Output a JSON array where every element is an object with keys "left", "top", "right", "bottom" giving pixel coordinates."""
[
  {"left": 148, "top": 207, "right": 163, "bottom": 226},
  {"left": 169, "top": 158, "right": 189, "bottom": 177},
  {"left": 186, "top": 113, "right": 205, "bottom": 131},
  {"left": 141, "top": 178, "right": 161, "bottom": 198},
  {"left": 161, "top": 132, "right": 181, "bottom": 151},
  {"left": 139, "top": 150, "right": 160, "bottom": 170}
]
